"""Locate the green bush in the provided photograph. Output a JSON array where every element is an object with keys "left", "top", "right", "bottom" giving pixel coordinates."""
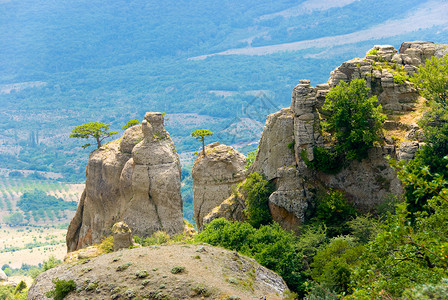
[
  {"left": 367, "top": 49, "right": 378, "bottom": 56},
  {"left": 309, "top": 79, "right": 385, "bottom": 173},
  {"left": 196, "top": 219, "right": 306, "bottom": 295},
  {"left": 309, "top": 190, "right": 357, "bottom": 237},
  {"left": 240, "top": 172, "right": 274, "bottom": 228},
  {"left": 402, "top": 278, "right": 448, "bottom": 299},
  {"left": 45, "top": 278, "right": 76, "bottom": 300},
  {"left": 411, "top": 54, "right": 448, "bottom": 107},
  {"left": 245, "top": 148, "right": 257, "bottom": 169},
  {"left": 311, "top": 237, "right": 364, "bottom": 294}
]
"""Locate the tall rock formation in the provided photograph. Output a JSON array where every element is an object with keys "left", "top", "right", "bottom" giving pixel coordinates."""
[
  {"left": 67, "top": 112, "right": 183, "bottom": 252},
  {"left": 192, "top": 142, "right": 246, "bottom": 229},
  {"left": 196, "top": 41, "right": 444, "bottom": 232}
]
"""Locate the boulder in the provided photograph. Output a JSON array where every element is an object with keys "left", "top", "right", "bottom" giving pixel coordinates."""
[
  {"left": 192, "top": 143, "right": 246, "bottom": 229},
  {"left": 112, "top": 222, "right": 134, "bottom": 251}
]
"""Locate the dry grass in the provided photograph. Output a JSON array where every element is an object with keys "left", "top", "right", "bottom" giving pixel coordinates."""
[
  {"left": 384, "top": 96, "right": 429, "bottom": 142},
  {"left": 0, "top": 227, "right": 67, "bottom": 268}
]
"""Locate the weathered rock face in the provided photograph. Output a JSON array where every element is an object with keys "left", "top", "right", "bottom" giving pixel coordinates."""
[
  {"left": 250, "top": 108, "right": 295, "bottom": 180},
  {"left": 203, "top": 193, "right": 247, "bottom": 226},
  {"left": 249, "top": 42, "right": 445, "bottom": 229},
  {"left": 192, "top": 142, "right": 246, "bottom": 229},
  {"left": 67, "top": 113, "right": 183, "bottom": 252}
]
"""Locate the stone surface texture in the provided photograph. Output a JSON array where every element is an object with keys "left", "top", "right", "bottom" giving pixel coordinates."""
[
  {"left": 28, "top": 244, "right": 289, "bottom": 300},
  {"left": 192, "top": 142, "right": 246, "bottom": 229},
  {"left": 66, "top": 113, "right": 183, "bottom": 252}
]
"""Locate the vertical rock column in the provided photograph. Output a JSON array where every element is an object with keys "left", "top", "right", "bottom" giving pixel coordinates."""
[
  {"left": 67, "top": 112, "right": 183, "bottom": 252},
  {"left": 291, "top": 80, "right": 322, "bottom": 165},
  {"left": 122, "top": 112, "right": 184, "bottom": 237}
]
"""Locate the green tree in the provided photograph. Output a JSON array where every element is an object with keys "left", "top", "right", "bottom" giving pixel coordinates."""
[
  {"left": 69, "top": 122, "right": 118, "bottom": 149},
  {"left": 322, "top": 79, "right": 385, "bottom": 161},
  {"left": 309, "top": 189, "right": 357, "bottom": 237},
  {"left": 3, "top": 212, "right": 24, "bottom": 226},
  {"left": 411, "top": 54, "right": 448, "bottom": 108},
  {"left": 349, "top": 161, "right": 448, "bottom": 298},
  {"left": 245, "top": 148, "right": 257, "bottom": 169},
  {"left": 191, "top": 129, "right": 213, "bottom": 156},
  {"left": 122, "top": 118, "right": 140, "bottom": 130}
]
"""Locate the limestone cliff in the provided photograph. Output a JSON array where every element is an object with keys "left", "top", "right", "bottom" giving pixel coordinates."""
[
  {"left": 192, "top": 142, "right": 246, "bottom": 229},
  {"left": 66, "top": 113, "right": 183, "bottom": 252},
  {"left": 197, "top": 41, "right": 445, "bottom": 231},
  {"left": 254, "top": 41, "right": 444, "bottom": 225}
]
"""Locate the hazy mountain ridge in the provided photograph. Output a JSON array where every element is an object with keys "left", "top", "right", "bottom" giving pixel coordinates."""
[{"left": 0, "top": 0, "right": 447, "bottom": 182}]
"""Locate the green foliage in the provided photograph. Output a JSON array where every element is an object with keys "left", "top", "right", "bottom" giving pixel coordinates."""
[
  {"left": 311, "top": 237, "right": 364, "bottom": 294},
  {"left": 45, "top": 278, "right": 76, "bottom": 300},
  {"left": 3, "top": 212, "right": 24, "bottom": 226},
  {"left": 191, "top": 129, "right": 214, "bottom": 156},
  {"left": 245, "top": 148, "right": 257, "bottom": 169},
  {"left": 30, "top": 255, "right": 61, "bottom": 279},
  {"left": 309, "top": 190, "right": 357, "bottom": 237},
  {"left": 17, "top": 189, "right": 77, "bottom": 212},
  {"left": 367, "top": 48, "right": 378, "bottom": 55},
  {"left": 240, "top": 172, "right": 274, "bottom": 228},
  {"left": 170, "top": 266, "right": 185, "bottom": 274},
  {"left": 69, "top": 122, "right": 118, "bottom": 149},
  {"left": 134, "top": 231, "right": 171, "bottom": 246},
  {"left": 402, "top": 278, "right": 448, "bottom": 299},
  {"left": 393, "top": 72, "right": 407, "bottom": 84},
  {"left": 196, "top": 219, "right": 306, "bottom": 294},
  {"left": 322, "top": 79, "right": 385, "bottom": 162},
  {"left": 346, "top": 215, "right": 380, "bottom": 244},
  {"left": 14, "top": 281, "right": 27, "bottom": 295},
  {"left": 411, "top": 54, "right": 448, "bottom": 108},
  {"left": 350, "top": 164, "right": 448, "bottom": 298},
  {"left": 98, "top": 236, "right": 114, "bottom": 254},
  {"left": 0, "top": 285, "right": 27, "bottom": 300},
  {"left": 306, "top": 147, "right": 344, "bottom": 174},
  {"left": 122, "top": 118, "right": 140, "bottom": 130}
]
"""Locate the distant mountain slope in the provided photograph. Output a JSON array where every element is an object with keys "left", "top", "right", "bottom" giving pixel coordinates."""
[{"left": 0, "top": 0, "right": 447, "bottom": 182}]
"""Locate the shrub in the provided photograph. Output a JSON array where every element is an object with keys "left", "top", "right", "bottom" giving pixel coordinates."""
[
  {"left": 45, "top": 278, "right": 76, "bottom": 300},
  {"left": 14, "top": 280, "right": 27, "bottom": 294},
  {"left": 311, "top": 237, "right": 364, "bottom": 294},
  {"left": 98, "top": 236, "right": 114, "bottom": 254},
  {"left": 134, "top": 231, "right": 171, "bottom": 246},
  {"left": 170, "top": 266, "right": 185, "bottom": 274},
  {"left": 245, "top": 148, "right": 257, "bottom": 169},
  {"left": 309, "top": 190, "right": 357, "bottom": 237},
  {"left": 402, "top": 278, "right": 448, "bottom": 299},
  {"left": 309, "top": 79, "right": 385, "bottom": 173},
  {"left": 240, "top": 172, "right": 274, "bottom": 228},
  {"left": 410, "top": 54, "right": 448, "bottom": 107},
  {"left": 322, "top": 79, "right": 385, "bottom": 161},
  {"left": 196, "top": 219, "right": 306, "bottom": 295},
  {"left": 367, "top": 49, "right": 378, "bottom": 56}
]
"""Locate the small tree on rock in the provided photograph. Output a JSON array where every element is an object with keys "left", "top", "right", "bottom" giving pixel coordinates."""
[
  {"left": 191, "top": 129, "right": 213, "bottom": 156},
  {"left": 70, "top": 122, "right": 118, "bottom": 149},
  {"left": 122, "top": 118, "right": 140, "bottom": 130}
]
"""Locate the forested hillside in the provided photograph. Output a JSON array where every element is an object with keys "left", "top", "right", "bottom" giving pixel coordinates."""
[{"left": 0, "top": 0, "right": 447, "bottom": 183}]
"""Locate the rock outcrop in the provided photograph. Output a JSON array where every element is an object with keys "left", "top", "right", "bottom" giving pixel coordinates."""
[
  {"left": 67, "top": 113, "right": 183, "bottom": 252},
  {"left": 29, "top": 244, "right": 289, "bottom": 300},
  {"left": 198, "top": 41, "right": 445, "bottom": 231},
  {"left": 192, "top": 142, "right": 246, "bottom": 229}
]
